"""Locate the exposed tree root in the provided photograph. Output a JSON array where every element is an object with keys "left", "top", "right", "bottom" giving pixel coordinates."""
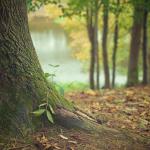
[{"left": 55, "top": 107, "right": 150, "bottom": 149}]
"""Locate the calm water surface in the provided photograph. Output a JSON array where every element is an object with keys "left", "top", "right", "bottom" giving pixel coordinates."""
[{"left": 30, "top": 20, "right": 126, "bottom": 86}]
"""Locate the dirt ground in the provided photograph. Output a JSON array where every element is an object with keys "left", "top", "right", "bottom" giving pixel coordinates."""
[
  {"left": 1, "top": 125, "right": 149, "bottom": 150},
  {"left": 66, "top": 86, "right": 150, "bottom": 138},
  {"left": 1, "top": 86, "right": 150, "bottom": 150}
]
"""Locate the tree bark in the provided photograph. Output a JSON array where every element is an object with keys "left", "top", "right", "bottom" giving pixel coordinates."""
[
  {"left": 87, "top": 6, "right": 100, "bottom": 90},
  {"left": 94, "top": 5, "right": 100, "bottom": 90},
  {"left": 102, "top": 1, "right": 110, "bottom": 88},
  {"left": 87, "top": 9, "right": 96, "bottom": 90},
  {"left": 0, "top": 0, "right": 73, "bottom": 134},
  {"left": 90, "top": 39, "right": 96, "bottom": 90},
  {"left": 112, "top": 0, "right": 119, "bottom": 88},
  {"left": 142, "top": 0, "right": 148, "bottom": 85},
  {"left": 148, "top": 13, "right": 150, "bottom": 84},
  {"left": 89, "top": 39, "right": 96, "bottom": 90},
  {"left": 127, "top": 5, "right": 143, "bottom": 86},
  {"left": 0, "top": 0, "right": 103, "bottom": 136},
  {"left": 148, "top": 48, "right": 150, "bottom": 84}
]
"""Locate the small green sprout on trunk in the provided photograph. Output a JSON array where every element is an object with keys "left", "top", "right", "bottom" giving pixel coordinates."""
[
  {"left": 32, "top": 64, "right": 67, "bottom": 123},
  {"left": 32, "top": 97, "right": 55, "bottom": 123}
]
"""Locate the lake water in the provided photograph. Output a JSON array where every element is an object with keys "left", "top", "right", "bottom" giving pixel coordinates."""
[{"left": 30, "top": 19, "right": 127, "bottom": 86}]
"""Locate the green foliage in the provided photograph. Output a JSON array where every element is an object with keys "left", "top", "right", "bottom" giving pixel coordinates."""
[
  {"left": 32, "top": 94, "right": 55, "bottom": 123},
  {"left": 27, "top": 0, "right": 42, "bottom": 11},
  {"left": 27, "top": 0, "right": 60, "bottom": 11},
  {"left": 44, "top": 64, "right": 59, "bottom": 81},
  {"left": 32, "top": 63, "right": 76, "bottom": 124},
  {"left": 32, "top": 64, "right": 61, "bottom": 123},
  {"left": 57, "top": 82, "right": 88, "bottom": 92},
  {"left": 55, "top": 84, "right": 65, "bottom": 96},
  {"left": 129, "top": 0, "right": 150, "bottom": 13},
  {"left": 44, "top": 73, "right": 53, "bottom": 78},
  {"left": 46, "top": 110, "right": 54, "bottom": 123},
  {"left": 49, "top": 64, "right": 60, "bottom": 68},
  {"left": 61, "top": 0, "right": 102, "bottom": 18},
  {"left": 32, "top": 109, "right": 45, "bottom": 116},
  {"left": 45, "top": 64, "right": 65, "bottom": 96}
]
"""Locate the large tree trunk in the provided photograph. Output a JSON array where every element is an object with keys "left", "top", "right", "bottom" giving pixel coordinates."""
[
  {"left": 142, "top": 0, "right": 148, "bottom": 85},
  {"left": 102, "top": 1, "right": 110, "bottom": 88},
  {"left": 112, "top": 0, "right": 119, "bottom": 88},
  {"left": 148, "top": 34, "right": 150, "bottom": 82},
  {"left": 148, "top": 13, "right": 150, "bottom": 84},
  {"left": 127, "top": 5, "right": 143, "bottom": 86},
  {"left": 0, "top": 0, "right": 72, "bottom": 134},
  {"left": 0, "top": 0, "right": 104, "bottom": 136}
]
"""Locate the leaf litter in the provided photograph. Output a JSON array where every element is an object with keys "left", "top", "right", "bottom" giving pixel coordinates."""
[
  {"left": 67, "top": 86, "right": 150, "bottom": 137},
  {"left": 1, "top": 86, "right": 150, "bottom": 150}
]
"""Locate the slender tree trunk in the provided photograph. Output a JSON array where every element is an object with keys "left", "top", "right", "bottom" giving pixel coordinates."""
[
  {"left": 127, "top": 5, "right": 143, "bottom": 86},
  {"left": 102, "top": 2, "right": 110, "bottom": 88},
  {"left": 90, "top": 38, "right": 96, "bottom": 90},
  {"left": 0, "top": 0, "right": 72, "bottom": 134},
  {"left": 87, "top": 2, "right": 100, "bottom": 90},
  {"left": 94, "top": 8, "right": 100, "bottom": 90},
  {"left": 142, "top": 0, "right": 148, "bottom": 85},
  {"left": 112, "top": 0, "right": 120, "bottom": 88},
  {"left": 87, "top": 9, "right": 96, "bottom": 90}
]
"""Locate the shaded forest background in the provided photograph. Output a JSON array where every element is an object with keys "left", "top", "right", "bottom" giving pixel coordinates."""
[{"left": 28, "top": 0, "right": 150, "bottom": 90}]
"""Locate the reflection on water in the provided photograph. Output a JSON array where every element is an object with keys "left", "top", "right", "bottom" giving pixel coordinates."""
[
  {"left": 30, "top": 18, "right": 126, "bottom": 86},
  {"left": 30, "top": 27, "right": 88, "bottom": 83}
]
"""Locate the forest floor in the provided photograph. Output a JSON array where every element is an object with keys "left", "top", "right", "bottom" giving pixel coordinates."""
[{"left": 1, "top": 86, "right": 150, "bottom": 150}]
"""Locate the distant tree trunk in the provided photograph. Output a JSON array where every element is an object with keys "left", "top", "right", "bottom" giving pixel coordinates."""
[
  {"left": 90, "top": 39, "right": 96, "bottom": 90},
  {"left": 112, "top": 0, "right": 120, "bottom": 88},
  {"left": 86, "top": 5, "right": 100, "bottom": 90},
  {"left": 94, "top": 5, "right": 100, "bottom": 90},
  {"left": 142, "top": 0, "right": 148, "bottom": 85},
  {"left": 0, "top": 0, "right": 72, "bottom": 134},
  {"left": 102, "top": 1, "right": 110, "bottom": 88},
  {"left": 127, "top": 5, "right": 143, "bottom": 86},
  {"left": 87, "top": 9, "right": 96, "bottom": 90}
]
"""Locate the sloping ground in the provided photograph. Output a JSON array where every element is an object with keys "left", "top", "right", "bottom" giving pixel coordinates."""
[
  {"left": 1, "top": 86, "right": 150, "bottom": 150},
  {"left": 1, "top": 125, "right": 149, "bottom": 150},
  {"left": 66, "top": 86, "right": 150, "bottom": 138}
]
